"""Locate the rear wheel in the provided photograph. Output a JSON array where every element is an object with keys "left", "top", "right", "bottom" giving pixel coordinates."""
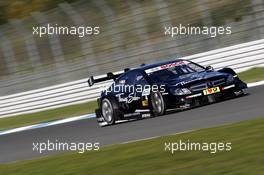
[
  {"left": 150, "top": 91, "right": 166, "bottom": 116},
  {"left": 101, "top": 97, "right": 120, "bottom": 125}
]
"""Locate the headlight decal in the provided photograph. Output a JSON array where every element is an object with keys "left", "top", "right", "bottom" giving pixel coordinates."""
[{"left": 173, "top": 88, "right": 192, "bottom": 95}]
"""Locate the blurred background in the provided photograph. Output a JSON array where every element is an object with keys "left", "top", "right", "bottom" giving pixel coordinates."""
[{"left": 0, "top": 0, "right": 264, "bottom": 95}]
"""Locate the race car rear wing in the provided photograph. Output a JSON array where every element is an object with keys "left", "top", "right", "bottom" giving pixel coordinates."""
[{"left": 87, "top": 68, "right": 130, "bottom": 87}]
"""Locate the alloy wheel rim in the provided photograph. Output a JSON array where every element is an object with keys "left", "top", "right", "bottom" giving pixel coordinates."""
[
  {"left": 153, "top": 93, "right": 163, "bottom": 113},
  {"left": 102, "top": 100, "right": 113, "bottom": 122}
]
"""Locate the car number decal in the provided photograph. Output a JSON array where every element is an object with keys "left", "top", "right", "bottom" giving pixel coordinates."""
[{"left": 203, "top": 87, "right": 220, "bottom": 95}]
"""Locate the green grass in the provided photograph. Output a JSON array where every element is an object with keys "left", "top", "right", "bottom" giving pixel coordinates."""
[
  {"left": 0, "top": 118, "right": 263, "bottom": 175},
  {"left": 0, "top": 101, "right": 98, "bottom": 131},
  {"left": 0, "top": 67, "right": 263, "bottom": 131},
  {"left": 238, "top": 67, "right": 264, "bottom": 83}
]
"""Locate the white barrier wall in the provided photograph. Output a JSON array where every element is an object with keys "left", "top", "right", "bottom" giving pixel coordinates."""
[{"left": 1, "top": 39, "right": 264, "bottom": 118}]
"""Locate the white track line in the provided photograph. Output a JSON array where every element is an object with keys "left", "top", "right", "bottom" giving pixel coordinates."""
[
  {"left": 0, "top": 81, "right": 264, "bottom": 136},
  {"left": 247, "top": 80, "right": 264, "bottom": 87},
  {"left": 0, "top": 114, "right": 95, "bottom": 136}
]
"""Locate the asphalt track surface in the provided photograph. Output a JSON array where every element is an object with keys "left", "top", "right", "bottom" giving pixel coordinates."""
[{"left": 0, "top": 85, "right": 264, "bottom": 164}]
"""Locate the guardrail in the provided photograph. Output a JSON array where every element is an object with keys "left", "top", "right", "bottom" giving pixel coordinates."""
[
  {"left": 1, "top": 39, "right": 264, "bottom": 118},
  {"left": 1, "top": 0, "right": 264, "bottom": 96}
]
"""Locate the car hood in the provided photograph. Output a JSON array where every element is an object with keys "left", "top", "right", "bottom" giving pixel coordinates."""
[{"left": 163, "top": 71, "right": 229, "bottom": 88}]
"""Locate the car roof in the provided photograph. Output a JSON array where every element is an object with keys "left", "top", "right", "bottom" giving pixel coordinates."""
[
  {"left": 116, "top": 59, "right": 186, "bottom": 80},
  {"left": 138, "top": 59, "right": 185, "bottom": 70}
]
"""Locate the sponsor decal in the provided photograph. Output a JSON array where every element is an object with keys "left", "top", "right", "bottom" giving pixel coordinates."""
[
  {"left": 145, "top": 61, "right": 188, "bottom": 74},
  {"left": 203, "top": 87, "right": 220, "bottom": 95}
]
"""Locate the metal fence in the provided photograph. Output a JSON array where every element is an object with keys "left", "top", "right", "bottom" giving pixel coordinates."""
[
  {"left": 1, "top": 38, "right": 264, "bottom": 118},
  {"left": 0, "top": 0, "right": 264, "bottom": 96}
]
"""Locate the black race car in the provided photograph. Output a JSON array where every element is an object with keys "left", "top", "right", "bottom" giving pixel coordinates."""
[{"left": 88, "top": 59, "right": 247, "bottom": 125}]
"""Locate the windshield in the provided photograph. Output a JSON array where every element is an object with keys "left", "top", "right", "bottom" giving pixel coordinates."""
[{"left": 148, "top": 62, "right": 205, "bottom": 81}]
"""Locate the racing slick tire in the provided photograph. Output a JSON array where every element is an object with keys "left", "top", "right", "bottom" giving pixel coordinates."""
[
  {"left": 150, "top": 91, "right": 166, "bottom": 116},
  {"left": 101, "top": 97, "right": 120, "bottom": 125}
]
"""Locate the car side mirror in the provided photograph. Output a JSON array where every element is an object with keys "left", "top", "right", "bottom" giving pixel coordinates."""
[{"left": 205, "top": 66, "right": 214, "bottom": 71}]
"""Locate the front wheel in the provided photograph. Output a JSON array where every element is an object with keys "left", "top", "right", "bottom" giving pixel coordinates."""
[{"left": 150, "top": 91, "right": 166, "bottom": 116}]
